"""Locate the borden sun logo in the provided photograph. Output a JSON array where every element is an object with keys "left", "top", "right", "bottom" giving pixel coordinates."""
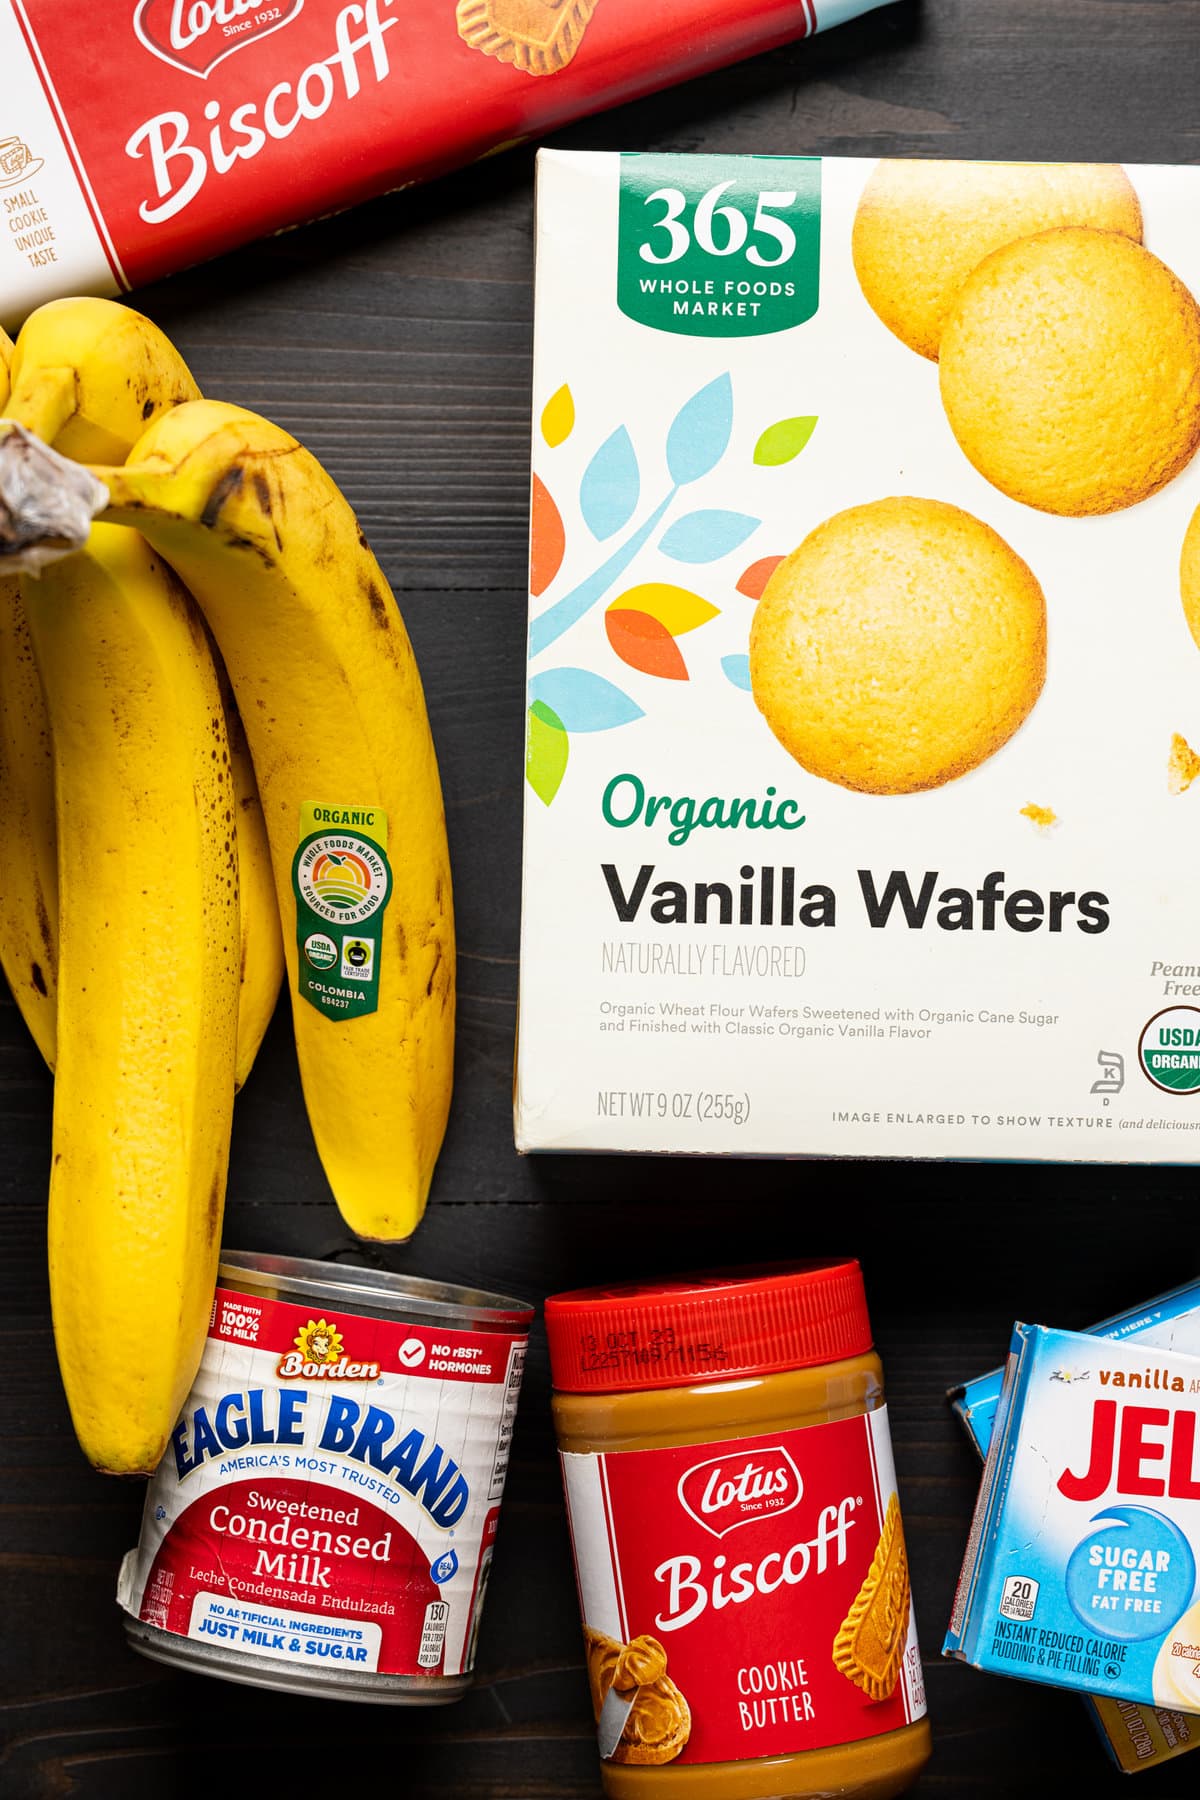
[
  {"left": 295, "top": 1318, "right": 343, "bottom": 1364},
  {"left": 295, "top": 834, "right": 390, "bottom": 926},
  {"left": 133, "top": 0, "right": 306, "bottom": 80},
  {"left": 276, "top": 1317, "right": 381, "bottom": 1380}
]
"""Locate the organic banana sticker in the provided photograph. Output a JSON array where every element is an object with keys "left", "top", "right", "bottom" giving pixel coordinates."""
[{"left": 292, "top": 802, "right": 392, "bottom": 1020}]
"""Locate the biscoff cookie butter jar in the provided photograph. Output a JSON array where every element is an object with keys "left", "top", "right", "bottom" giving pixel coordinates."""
[{"left": 546, "top": 1261, "right": 931, "bottom": 1797}]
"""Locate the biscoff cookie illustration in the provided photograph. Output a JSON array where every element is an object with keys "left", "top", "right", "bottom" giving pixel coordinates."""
[
  {"left": 832, "top": 1492, "right": 911, "bottom": 1703},
  {"left": 584, "top": 1627, "right": 691, "bottom": 1764},
  {"left": 940, "top": 227, "right": 1200, "bottom": 515},
  {"left": 749, "top": 497, "right": 1046, "bottom": 795},
  {"left": 852, "top": 159, "right": 1142, "bottom": 360},
  {"left": 456, "top": 0, "right": 598, "bottom": 75}
]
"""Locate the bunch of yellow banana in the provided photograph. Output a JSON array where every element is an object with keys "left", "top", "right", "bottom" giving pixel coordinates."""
[
  {"left": 0, "top": 298, "right": 454, "bottom": 1478},
  {"left": 0, "top": 300, "right": 283, "bottom": 1084}
]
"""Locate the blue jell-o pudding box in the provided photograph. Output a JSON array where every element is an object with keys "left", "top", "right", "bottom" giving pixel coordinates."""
[
  {"left": 951, "top": 1277, "right": 1200, "bottom": 1461},
  {"left": 945, "top": 1323, "right": 1200, "bottom": 1714}
]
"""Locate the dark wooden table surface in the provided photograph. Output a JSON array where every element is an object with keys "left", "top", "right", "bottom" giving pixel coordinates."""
[{"left": 5, "top": 2, "right": 1200, "bottom": 1793}]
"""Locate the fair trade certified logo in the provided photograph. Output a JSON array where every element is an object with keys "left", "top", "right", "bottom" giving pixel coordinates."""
[
  {"left": 133, "top": 0, "right": 305, "bottom": 79},
  {"left": 295, "top": 834, "right": 389, "bottom": 927},
  {"left": 1138, "top": 1005, "right": 1200, "bottom": 1094},
  {"left": 677, "top": 1446, "right": 802, "bottom": 1538}
]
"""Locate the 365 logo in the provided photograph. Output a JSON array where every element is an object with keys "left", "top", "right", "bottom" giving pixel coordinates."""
[
  {"left": 134, "top": 0, "right": 306, "bottom": 79},
  {"left": 677, "top": 1446, "right": 802, "bottom": 1538}
]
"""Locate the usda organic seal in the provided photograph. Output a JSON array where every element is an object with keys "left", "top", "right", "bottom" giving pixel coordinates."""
[{"left": 1138, "top": 1005, "right": 1200, "bottom": 1094}]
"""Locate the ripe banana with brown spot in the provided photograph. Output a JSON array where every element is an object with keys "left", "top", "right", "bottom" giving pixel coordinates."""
[
  {"left": 93, "top": 398, "right": 455, "bottom": 1242},
  {"left": 0, "top": 325, "right": 58, "bottom": 1063},
  {"left": 1, "top": 298, "right": 282, "bottom": 1083},
  {"left": 5, "top": 296, "right": 200, "bottom": 463},
  {"left": 22, "top": 523, "right": 240, "bottom": 1475},
  {"left": 216, "top": 652, "right": 285, "bottom": 1087}
]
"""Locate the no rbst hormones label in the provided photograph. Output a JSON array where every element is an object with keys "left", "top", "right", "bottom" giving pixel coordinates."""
[{"left": 118, "top": 1286, "right": 527, "bottom": 1679}]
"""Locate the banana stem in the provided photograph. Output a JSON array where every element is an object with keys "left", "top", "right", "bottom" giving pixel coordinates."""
[{"left": 3, "top": 365, "right": 78, "bottom": 445}]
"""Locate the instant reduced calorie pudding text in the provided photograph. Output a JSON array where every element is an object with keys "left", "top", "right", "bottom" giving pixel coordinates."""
[{"left": 118, "top": 1252, "right": 532, "bottom": 1702}]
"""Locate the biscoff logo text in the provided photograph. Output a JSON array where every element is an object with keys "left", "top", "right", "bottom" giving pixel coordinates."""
[
  {"left": 126, "top": 0, "right": 397, "bottom": 224},
  {"left": 653, "top": 1495, "right": 861, "bottom": 1632}
]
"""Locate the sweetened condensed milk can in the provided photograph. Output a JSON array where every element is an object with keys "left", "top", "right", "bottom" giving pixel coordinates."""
[
  {"left": 546, "top": 1261, "right": 932, "bottom": 1796},
  {"left": 118, "top": 1252, "right": 532, "bottom": 1702}
]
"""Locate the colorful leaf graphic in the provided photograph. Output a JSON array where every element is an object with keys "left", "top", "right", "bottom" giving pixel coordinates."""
[
  {"left": 580, "top": 427, "right": 640, "bottom": 542},
  {"left": 540, "top": 384, "right": 575, "bottom": 448},
  {"left": 666, "top": 373, "right": 733, "bottom": 485},
  {"left": 722, "top": 654, "right": 753, "bottom": 692},
  {"left": 530, "top": 474, "right": 565, "bottom": 597},
  {"left": 610, "top": 582, "right": 718, "bottom": 635},
  {"left": 526, "top": 700, "right": 569, "bottom": 805},
  {"left": 736, "top": 554, "right": 784, "bottom": 600},
  {"left": 606, "top": 610, "right": 689, "bottom": 681},
  {"left": 529, "top": 667, "right": 644, "bottom": 732},
  {"left": 753, "top": 416, "right": 818, "bottom": 466},
  {"left": 529, "top": 491, "right": 674, "bottom": 658},
  {"left": 659, "top": 509, "right": 760, "bottom": 565}
]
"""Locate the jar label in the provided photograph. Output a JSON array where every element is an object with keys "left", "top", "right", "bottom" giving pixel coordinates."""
[
  {"left": 117, "top": 1286, "right": 528, "bottom": 1681},
  {"left": 561, "top": 1407, "right": 926, "bottom": 1765}
]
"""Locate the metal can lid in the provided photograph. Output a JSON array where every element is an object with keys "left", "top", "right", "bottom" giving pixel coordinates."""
[
  {"left": 219, "top": 1249, "right": 533, "bottom": 1333},
  {"left": 544, "top": 1259, "right": 871, "bottom": 1393}
]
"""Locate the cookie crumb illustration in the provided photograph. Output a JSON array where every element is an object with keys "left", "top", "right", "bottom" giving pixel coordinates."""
[
  {"left": 749, "top": 496, "right": 1046, "bottom": 795},
  {"left": 1168, "top": 734, "right": 1200, "bottom": 795},
  {"left": 1020, "top": 803, "right": 1058, "bottom": 831},
  {"left": 456, "top": 0, "right": 599, "bottom": 75},
  {"left": 584, "top": 1628, "right": 691, "bottom": 1765},
  {"left": 833, "top": 1492, "right": 911, "bottom": 1702},
  {"left": 853, "top": 160, "right": 1141, "bottom": 360},
  {"left": 940, "top": 227, "right": 1200, "bottom": 515}
]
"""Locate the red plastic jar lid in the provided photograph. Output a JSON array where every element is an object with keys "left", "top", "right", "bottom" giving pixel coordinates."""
[{"left": 544, "top": 1259, "right": 872, "bottom": 1394}]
